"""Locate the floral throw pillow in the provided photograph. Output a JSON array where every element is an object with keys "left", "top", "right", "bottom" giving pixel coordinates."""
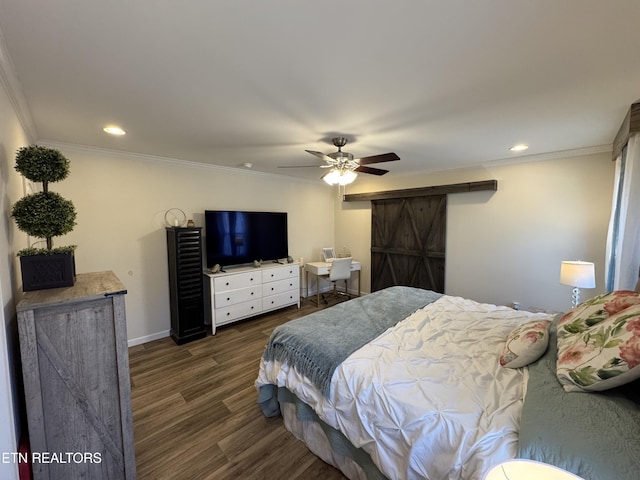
[
  {"left": 557, "top": 290, "right": 640, "bottom": 340},
  {"left": 500, "top": 319, "right": 552, "bottom": 368},
  {"left": 556, "top": 303, "right": 640, "bottom": 392}
]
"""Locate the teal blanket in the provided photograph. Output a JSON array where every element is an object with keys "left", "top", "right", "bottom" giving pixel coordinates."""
[
  {"left": 518, "top": 321, "right": 640, "bottom": 479},
  {"left": 261, "top": 286, "right": 442, "bottom": 397}
]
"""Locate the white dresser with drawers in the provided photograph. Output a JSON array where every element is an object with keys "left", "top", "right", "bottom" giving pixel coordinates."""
[{"left": 204, "top": 262, "right": 300, "bottom": 333}]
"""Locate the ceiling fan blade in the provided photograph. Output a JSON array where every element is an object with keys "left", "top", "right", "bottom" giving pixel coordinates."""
[
  {"left": 356, "top": 152, "right": 400, "bottom": 165},
  {"left": 306, "top": 149, "right": 334, "bottom": 162},
  {"left": 354, "top": 165, "right": 389, "bottom": 176}
]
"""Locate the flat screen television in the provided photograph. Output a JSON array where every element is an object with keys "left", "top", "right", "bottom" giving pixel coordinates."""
[{"left": 204, "top": 210, "right": 288, "bottom": 268}]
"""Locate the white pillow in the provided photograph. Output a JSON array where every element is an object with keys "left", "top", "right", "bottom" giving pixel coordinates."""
[{"left": 500, "top": 319, "right": 552, "bottom": 368}]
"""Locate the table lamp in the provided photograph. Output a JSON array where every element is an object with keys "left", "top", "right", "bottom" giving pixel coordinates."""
[{"left": 560, "top": 260, "right": 595, "bottom": 308}]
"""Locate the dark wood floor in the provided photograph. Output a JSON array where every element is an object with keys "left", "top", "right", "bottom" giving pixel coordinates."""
[{"left": 129, "top": 297, "right": 349, "bottom": 480}]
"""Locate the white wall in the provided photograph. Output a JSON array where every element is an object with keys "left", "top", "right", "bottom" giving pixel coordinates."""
[
  {"left": 0, "top": 73, "right": 29, "bottom": 480},
  {"left": 335, "top": 152, "right": 614, "bottom": 313},
  {"left": 48, "top": 145, "right": 336, "bottom": 343},
  {"left": 26, "top": 142, "right": 617, "bottom": 344}
]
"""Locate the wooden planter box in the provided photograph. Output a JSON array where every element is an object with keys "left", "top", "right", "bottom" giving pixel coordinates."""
[{"left": 20, "top": 253, "right": 76, "bottom": 291}]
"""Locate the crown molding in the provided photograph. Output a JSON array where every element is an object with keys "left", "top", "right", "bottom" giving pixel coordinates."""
[
  {"left": 41, "top": 139, "right": 613, "bottom": 189},
  {"left": 0, "top": 27, "right": 37, "bottom": 142},
  {"left": 39, "top": 140, "right": 320, "bottom": 185},
  {"left": 482, "top": 144, "right": 613, "bottom": 167},
  {"left": 388, "top": 144, "right": 613, "bottom": 180}
]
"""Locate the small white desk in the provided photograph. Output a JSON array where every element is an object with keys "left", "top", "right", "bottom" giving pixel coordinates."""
[{"left": 305, "top": 260, "right": 361, "bottom": 306}]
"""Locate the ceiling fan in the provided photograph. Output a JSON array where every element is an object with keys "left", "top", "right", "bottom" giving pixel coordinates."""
[{"left": 279, "top": 137, "right": 400, "bottom": 181}]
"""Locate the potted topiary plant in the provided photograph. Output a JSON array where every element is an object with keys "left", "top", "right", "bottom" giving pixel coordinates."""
[{"left": 11, "top": 145, "right": 77, "bottom": 291}]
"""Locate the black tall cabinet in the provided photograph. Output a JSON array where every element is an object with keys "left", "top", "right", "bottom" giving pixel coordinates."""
[{"left": 166, "top": 226, "right": 207, "bottom": 344}]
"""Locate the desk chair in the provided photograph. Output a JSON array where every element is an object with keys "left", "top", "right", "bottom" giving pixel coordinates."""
[{"left": 322, "top": 257, "right": 352, "bottom": 304}]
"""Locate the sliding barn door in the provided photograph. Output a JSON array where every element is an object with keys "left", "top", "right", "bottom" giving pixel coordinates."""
[{"left": 371, "top": 195, "right": 446, "bottom": 293}]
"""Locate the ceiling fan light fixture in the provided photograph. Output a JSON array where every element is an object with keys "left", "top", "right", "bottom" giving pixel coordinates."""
[
  {"left": 322, "top": 168, "right": 358, "bottom": 186},
  {"left": 291, "top": 135, "right": 399, "bottom": 180}
]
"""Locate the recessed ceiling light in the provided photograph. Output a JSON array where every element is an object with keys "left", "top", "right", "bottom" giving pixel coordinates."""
[
  {"left": 510, "top": 144, "right": 528, "bottom": 152},
  {"left": 103, "top": 126, "right": 126, "bottom": 136}
]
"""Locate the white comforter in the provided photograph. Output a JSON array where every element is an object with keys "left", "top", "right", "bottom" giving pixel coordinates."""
[{"left": 256, "top": 295, "right": 552, "bottom": 480}]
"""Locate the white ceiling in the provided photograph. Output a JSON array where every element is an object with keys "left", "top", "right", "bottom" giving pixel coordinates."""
[{"left": 1, "top": 0, "right": 639, "bottom": 182}]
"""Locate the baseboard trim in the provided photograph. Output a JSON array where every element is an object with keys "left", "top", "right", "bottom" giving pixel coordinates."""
[{"left": 128, "top": 329, "right": 170, "bottom": 347}]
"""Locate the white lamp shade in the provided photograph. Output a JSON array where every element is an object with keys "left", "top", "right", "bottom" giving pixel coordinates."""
[{"left": 560, "top": 261, "right": 595, "bottom": 288}]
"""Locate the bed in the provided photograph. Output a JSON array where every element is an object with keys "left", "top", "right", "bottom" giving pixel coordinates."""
[{"left": 255, "top": 286, "right": 640, "bottom": 480}]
